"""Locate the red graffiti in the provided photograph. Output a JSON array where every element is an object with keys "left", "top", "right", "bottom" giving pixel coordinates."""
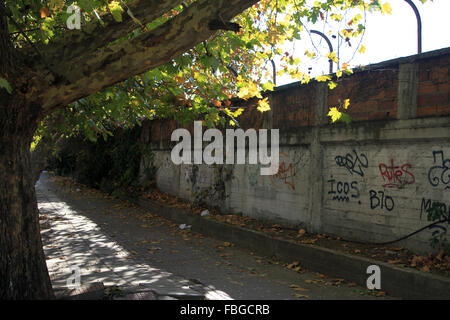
[
  {"left": 378, "top": 159, "right": 415, "bottom": 188},
  {"left": 270, "top": 152, "right": 296, "bottom": 190}
]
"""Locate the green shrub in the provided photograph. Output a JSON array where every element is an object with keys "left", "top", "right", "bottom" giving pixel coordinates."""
[{"left": 48, "top": 126, "right": 154, "bottom": 197}]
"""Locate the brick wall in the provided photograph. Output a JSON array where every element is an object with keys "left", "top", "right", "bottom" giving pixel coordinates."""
[{"left": 417, "top": 53, "right": 450, "bottom": 117}]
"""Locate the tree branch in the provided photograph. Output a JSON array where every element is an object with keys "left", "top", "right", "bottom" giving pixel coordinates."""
[
  {"left": 33, "top": 0, "right": 185, "bottom": 67},
  {"left": 37, "top": 0, "right": 259, "bottom": 114}
]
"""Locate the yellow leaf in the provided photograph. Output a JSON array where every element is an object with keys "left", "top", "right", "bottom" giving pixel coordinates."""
[
  {"left": 315, "top": 75, "right": 331, "bottom": 82},
  {"left": 225, "top": 107, "right": 244, "bottom": 118},
  {"left": 358, "top": 45, "right": 366, "bottom": 54},
  {"left": 343, "top": 99, "right": 350, "bottom": 109},
  {"left": 336, "top": 70, "right": 342, "bottom": 78},
  {"left": 238, "top": 86, "right": 249, "bottom": 98},
  {"left": 262, "top": 81, "right": 275, "bottom": 91},
  {"left": 382, "top": 3, "right": 393, "bottom": 15},
  {"left": 326, "top": 52, "right": 338, "bottom": 63},
  {"left": 328, "top": 107, "right": 342, "bottom": 123},
  {"left": 304, "top": 50, "right": 316, "bottom": 58},
  {"left": 343, "top": 68, "right": 354, "bottom": 75},
  {"left": 301, "top": 74, "right": 311, "bottom": 84},
  {"left": 237, "top": 82, "right": 261, "bottom": 100},
  {"left": 328, "top": 81, "right": 337, "bottom": 90},
  {"left": 257, "top": 98, "right": 271, "bottom": 112}
]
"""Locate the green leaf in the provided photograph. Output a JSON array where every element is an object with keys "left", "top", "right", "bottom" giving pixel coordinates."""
[
  {"left": 339, "top": 113, "right": 352, "bottom": 124},
  {"left": 109, "top": 1, "right": 124, "bottom": 22},
  {"left": 0, "top": 77, "right": 12, "bottom": 94}
]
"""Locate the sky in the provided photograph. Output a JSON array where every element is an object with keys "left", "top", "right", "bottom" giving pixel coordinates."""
[{"left": 276, "top": 0, "right": 450, "bottom": 86}]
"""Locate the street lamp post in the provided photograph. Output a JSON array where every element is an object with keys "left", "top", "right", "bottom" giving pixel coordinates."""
[
  {"left": 310, "top": 30, "right": 334, "bottom": 74},
  {"left": 404, "top": 0, "right": 422, "bottom": 54}
]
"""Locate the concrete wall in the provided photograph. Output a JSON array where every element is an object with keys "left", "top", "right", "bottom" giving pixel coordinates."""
[{"left": 140, "top": 48, "right": 450, "bottom": 254}]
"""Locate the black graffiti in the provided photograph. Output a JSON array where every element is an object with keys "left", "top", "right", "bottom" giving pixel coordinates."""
[
  {"left": 335, "top": 149, "right": 368, "bottom": 177},
  {"left": 420, "top": 198, "right": 450, "bottom": 221},
  {"left": 427, "top": 150, "right": 450, "bottom": 190},
  {"left": 328, "top": 177, "right": 360, "bottom": 203},
  {"left": 429, "top": 224, "right": 448, "bottom": 238},
  {"left": 369, "top": 190, "right": 394, "bottom": 211},
  {"left": 419, "top": 198, "right": 450, "bottom": 239},
  {"left": 186, "top": 165, "right": 199, "bottom": 185}
]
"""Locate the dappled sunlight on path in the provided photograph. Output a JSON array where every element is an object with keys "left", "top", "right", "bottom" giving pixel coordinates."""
[{"left": 36, "top": 175, "right": 232, "bottom": 300}]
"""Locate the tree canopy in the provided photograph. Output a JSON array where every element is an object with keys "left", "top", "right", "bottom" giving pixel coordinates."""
[{"left": 3, "top": 0, "right": 412, "bottom": 143}]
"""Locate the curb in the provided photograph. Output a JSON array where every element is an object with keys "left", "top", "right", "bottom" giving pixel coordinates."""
[{"left": 135, "top": 197, "right": 450, "bottom": 300}]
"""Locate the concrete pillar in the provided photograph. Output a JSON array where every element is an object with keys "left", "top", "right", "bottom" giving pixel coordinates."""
[
  {"left": 307, "top": 83, "right": 328, "bottom": 232},
  {"left": 397, "top": 63, "right": 419, "bottom": 120}
]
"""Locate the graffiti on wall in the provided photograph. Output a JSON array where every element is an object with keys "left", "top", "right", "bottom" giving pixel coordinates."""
[
  {"left": 378, "top": 159, "right": 415, "bottom": 188},
  {"left": 420, "top": 197, "right": 450, "bottom": 238},
  {"left": 369, "top": 189, "right": 395, "bottom": 211},
  {"left": 427, "top": 150, "right": 450, "bottom": 190},
  {"left": 327, "top": 176, "right": 360, "bottom": 203},
  {"left": 184, "top": 165, "right": 199, "bottom": 185},
  {"left": 270, "top": 152, "right": 298, "bottom": 191},
  {"left": 335, "top": 149, "right": 368, "bottom": 177},
  {"left": 328, "top": 148, "right": 450, "bottom": 245}
]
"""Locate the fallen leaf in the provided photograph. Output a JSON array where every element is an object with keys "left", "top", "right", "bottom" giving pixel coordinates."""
[
  {"left": 436, "top": 250, "right": 445, "bottom": 261},
  {"left": 420, "top": 265, "right": 430, "bottom": 273},
  {"left": 388, "top": 259, "right": 402, "bottom": 264},
  {"left": 286, "top": 261, "right": 300, "bottom": 269},
  {"left": 290, "top": 284, "right": 309, "bottom": 292},
  {"left": 301, "top": 238, "right": 317, "bottom": 244},
  {"left": 297, "top": 229, "right": 306, "bottom": 237}
]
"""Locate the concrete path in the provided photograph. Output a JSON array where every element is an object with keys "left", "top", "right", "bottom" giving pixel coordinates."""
[{"left": 37, "top": 173, "right": 392, "bottom": 300}]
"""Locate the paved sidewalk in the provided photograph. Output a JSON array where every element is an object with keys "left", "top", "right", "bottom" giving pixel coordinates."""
[
  {"left": 37, "top": 173, "right": 391, "bottom": 300},
  {"left": 37, "top": 177, "right": 208, "bottom": 300}
]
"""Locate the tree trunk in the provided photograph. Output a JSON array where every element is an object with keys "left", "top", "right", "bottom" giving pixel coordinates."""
[{"left": 0, "top": 96, "right": 54, "bottom": 299}]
